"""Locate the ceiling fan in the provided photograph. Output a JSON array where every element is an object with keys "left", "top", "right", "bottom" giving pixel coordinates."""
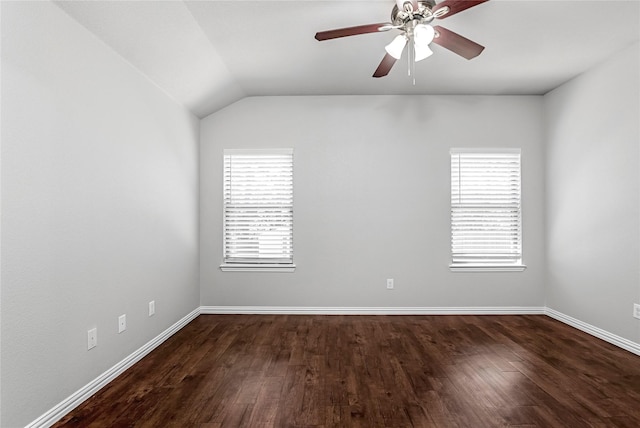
[{"left": 315, "top": 0, "right": 489, "bottom": 78}]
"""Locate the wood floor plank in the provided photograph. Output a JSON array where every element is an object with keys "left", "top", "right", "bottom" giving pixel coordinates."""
[{"left": 53, "top": 314, "right": 640, "bottom": 427}]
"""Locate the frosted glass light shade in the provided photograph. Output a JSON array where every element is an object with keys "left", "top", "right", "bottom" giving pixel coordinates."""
[
  {"left": 414, "top": 24, "right": 435, "bottom": 44},
  {"left": 414, "top": 43, "right": 433, "bottom": 61},
  {"left": 385, "top": 35, "right": 408, "bottom": 59},
  {"left": 414, "top": 24, "right": 435, "bottom": 62}
]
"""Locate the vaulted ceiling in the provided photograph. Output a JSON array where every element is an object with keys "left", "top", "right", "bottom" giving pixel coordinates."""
[{"left": 54, "top": 0, "right": 640, "bottom": 118}]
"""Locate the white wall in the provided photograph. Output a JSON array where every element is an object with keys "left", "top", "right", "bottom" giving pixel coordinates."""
[
  {"left": 200, "top": 95, "right": 546, "bottom": 309},
  {"left": 1, "top": 2, "right": 200, "bottom": 426},
  {"left": 544, "top": 42, "right": 640, "bottom": 344}
]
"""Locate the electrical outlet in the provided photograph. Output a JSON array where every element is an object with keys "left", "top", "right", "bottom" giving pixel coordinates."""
[
  {"left": 386, "top": 278, "right": 394, "bottom": 289},
  {"left": 118, "top": 314, "right": 126, "bottom": 333},
  {"left": 634, "top": 303, "right": 640, "bottom": 320},
  {"left": 87, "top": 328, "right": 97, "bottom": 350},
  {"left": 149, "top": 301, "right": 155, "bottom": 317}
]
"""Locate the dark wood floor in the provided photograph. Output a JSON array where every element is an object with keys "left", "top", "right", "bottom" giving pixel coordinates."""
[{"left": 54, "top": 314, "right": 640, "bottom": 427}]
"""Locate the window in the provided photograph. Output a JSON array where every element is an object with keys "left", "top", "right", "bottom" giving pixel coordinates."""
[
  {"left": 221, "top": 149, "right": 294, "bottom": 272},
  {"left": 450, "top": 149, "right": 525, "bottom": 271}
]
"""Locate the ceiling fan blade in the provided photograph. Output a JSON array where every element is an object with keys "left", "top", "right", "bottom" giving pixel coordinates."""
[
  {"left": 433, "top": 0, "right": 489, "bottom": 19},
  {"left": 372, "top": 53, "right": 398, "bottom": 78},
  {"left": 315, "top": 22, "right": 391, "bottom": 41},
  {"left": 432, "top": 25, "right": 485, "bottom": 59}
]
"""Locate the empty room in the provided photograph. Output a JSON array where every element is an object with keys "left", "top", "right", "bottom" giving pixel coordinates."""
[{"left": 1, "top": 0, "right": 639, "bottom": 427}]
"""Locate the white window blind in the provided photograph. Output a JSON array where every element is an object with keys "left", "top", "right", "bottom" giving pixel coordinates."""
[
  {"left": 223, "top": 149, "right": 293, "bottom": 267},
  {"left": 450, "top": 149, "right": 522, "bottom": 268}
]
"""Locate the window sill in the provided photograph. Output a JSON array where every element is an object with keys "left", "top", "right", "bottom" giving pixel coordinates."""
[
  {"left": 449, "top": 264, "right": 527, "bottom": 272},
  {"left": 220, "top": 264, "right": 296, "bottom": 273}
]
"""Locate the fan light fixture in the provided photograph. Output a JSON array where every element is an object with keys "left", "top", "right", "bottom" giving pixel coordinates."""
[
  {"left": 413, "top": 24, "right": 435, "bottom": 61},
  {"left": 385, "top": 34, "right": 409, "bottom": 59}
]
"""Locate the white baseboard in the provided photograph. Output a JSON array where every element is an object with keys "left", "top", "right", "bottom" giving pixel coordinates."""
[
  {"left": 26, "top": 308, "right": 200, "bottom": 428},
  {"left": 200, "top": 306, "right": 546, "bottom": 315},
  {"left": 545, "top": 307, "right": 640, "bottom": 356},
  {"left": 27, "top": 305, "right": 640, "bottom": 427}
]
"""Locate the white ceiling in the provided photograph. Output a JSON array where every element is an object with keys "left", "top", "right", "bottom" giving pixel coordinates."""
[{"left": 54, "top": 0, "right": 640, "bottom": 118}]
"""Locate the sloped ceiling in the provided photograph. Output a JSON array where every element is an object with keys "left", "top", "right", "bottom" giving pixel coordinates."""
[{"left": 55, "top": 0, "right": 640, "bottom": 118}]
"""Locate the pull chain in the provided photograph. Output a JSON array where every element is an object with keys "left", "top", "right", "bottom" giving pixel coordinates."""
[
  {"left": 407, "top": 39, "right": 411, "bottom": 76},
  {"left": 411, "top": 38, "right": 416, "bottom": 85}
]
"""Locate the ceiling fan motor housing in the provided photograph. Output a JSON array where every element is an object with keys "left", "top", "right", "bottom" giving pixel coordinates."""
[{"left": 392, "top": 0, "right": 438, "bottom": 27}]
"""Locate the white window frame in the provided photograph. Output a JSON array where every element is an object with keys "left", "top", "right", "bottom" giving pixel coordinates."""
[
  {"left": 450, "top": 148, "right": 525, "bottom": 272},
  {"left": 220, "top": 148, "right": 295, "bottom": 272}
]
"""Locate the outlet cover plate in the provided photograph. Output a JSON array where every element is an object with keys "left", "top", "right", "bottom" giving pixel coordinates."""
[
  {"left": 386, "top": 279, "right": 394, "bottom": 289},
  {"left": 634, "top": 303, "right": 640, "bottom": 320},
  {"left": 149, "top": 300, "right": 155, "bottom": 316},
  {"left": 118, "top": 314, "right": 126, "bottom": 333},
  {"left": 87, "top": 328, "right": 97, "bottom": 350}
]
